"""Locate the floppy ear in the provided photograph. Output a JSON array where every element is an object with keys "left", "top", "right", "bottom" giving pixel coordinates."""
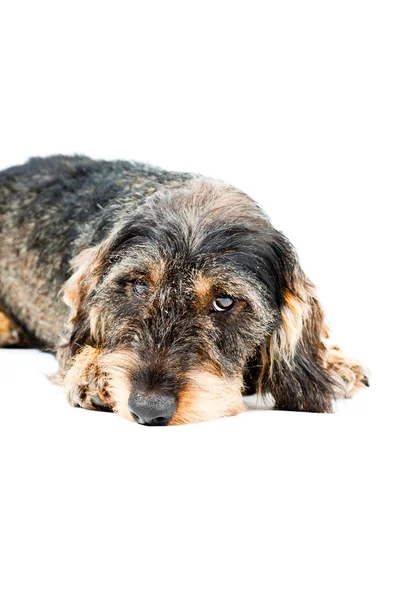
[
  {"left": 57, "top": 243, "right": 107, "bottom": 374},
  {"left": 256, "top": 257, "right": 340, "bottom": 413}
]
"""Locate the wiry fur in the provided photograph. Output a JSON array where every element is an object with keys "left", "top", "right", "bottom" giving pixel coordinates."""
[{"left": 0, "top": 156, "right": 369, "bottom": 424}]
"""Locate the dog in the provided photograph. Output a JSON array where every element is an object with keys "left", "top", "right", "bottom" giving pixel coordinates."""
[{"left": 0, "top": 155, "right": 369, "bottom": 425}]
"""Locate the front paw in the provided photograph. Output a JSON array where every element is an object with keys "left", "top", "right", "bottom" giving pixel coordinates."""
[
  {"left": 67, "top": 381, "right": 111, "bottom": 412},
  {"left": 328, "top": 345, "right": 370, "bottom": 398},
  {"left": 62, "top": 347, "right": 113, "bottom": 411}
]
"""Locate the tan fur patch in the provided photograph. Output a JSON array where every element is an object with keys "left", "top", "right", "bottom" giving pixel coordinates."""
[
  {"left": 0, "top": 311, "right": 24, "bottom": 346},
  {"left": 194, "top": 272, "right": 212, "bottom": 299},
  {"left": 170, "top": 369, "right": 246, "bottom": 425},
  {"left": 269, "top": 276, "right": 317, "bottom": 370},
  {"left": 148, "top": 259, "right": 166, "bottom": 286},
  {"left": 0, "top": 312, "right": 17, "bottom": 339}
]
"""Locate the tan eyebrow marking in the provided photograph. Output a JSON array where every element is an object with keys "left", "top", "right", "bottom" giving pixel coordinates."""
[{"left": 193, "top": 272, "right": 212, "bottom": 298}]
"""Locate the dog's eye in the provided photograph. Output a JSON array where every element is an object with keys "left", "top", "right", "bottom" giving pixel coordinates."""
[
  {"left": 212, "top": 296, "right": 235, "bottom": 312},
  {"left": 132, "top": 279, "right": 149, "bottom": 296}
]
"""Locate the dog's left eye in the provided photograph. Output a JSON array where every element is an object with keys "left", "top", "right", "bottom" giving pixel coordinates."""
[{"left": 212, "top": 296, "right": 235, "bottom": 312}]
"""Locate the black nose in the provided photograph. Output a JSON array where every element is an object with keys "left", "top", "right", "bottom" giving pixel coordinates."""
[{"left": 128, "top": 392, "right": 176, "bottom": 426}]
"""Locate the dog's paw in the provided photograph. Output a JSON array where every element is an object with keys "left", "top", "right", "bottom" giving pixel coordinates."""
[
  {"left": 0, "top": 312, "right": 27, "bottom": 347},
  {"left": 67, "top": 384, "right": 111, "bottom": 411},
  {"left": 64, "top": 350, "right": 113, "bottom": 411},
  {"left": 327, "top": 345, "right": 370, "bottom": 398}
]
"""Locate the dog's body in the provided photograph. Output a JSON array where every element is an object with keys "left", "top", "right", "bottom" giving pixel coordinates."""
[{"left": 0, "top": 156, "right": 368, "bottom": 425}]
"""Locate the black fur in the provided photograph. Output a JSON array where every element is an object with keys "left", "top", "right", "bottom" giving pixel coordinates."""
[{"left": 0, "top": 156, "right": 367, "bottom": 424}]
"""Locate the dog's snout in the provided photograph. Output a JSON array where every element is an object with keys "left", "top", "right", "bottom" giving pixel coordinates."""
[{"left": 128, "top": 391, "right": 176, "bottom": 426}]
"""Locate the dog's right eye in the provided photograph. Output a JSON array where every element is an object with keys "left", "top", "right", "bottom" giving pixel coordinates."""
[{"left": 130, "top": 279, "right": 149, "bottom": 296}]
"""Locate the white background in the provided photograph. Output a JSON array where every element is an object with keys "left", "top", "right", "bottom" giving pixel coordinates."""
[{"left": 0, "top": 2, "right": 399, "bottom": 599}]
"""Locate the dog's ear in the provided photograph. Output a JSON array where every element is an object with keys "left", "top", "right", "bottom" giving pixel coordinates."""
[
  {"left": 256, "top": 241, "right": 339, "bottom": 412},
  {"left": 61, "top": 244, "right": 107, "bottom": 356}
]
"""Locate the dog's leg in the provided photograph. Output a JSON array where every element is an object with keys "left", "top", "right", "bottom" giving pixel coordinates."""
[
  {"left": 0, "top": 311, "right": 29, "bottom": 348},
  {"left": 326, "top": 345, "right": 370, "bottom": 398},
  {"left": 58, "top": 346, "right": 114, "bottom": 412}
]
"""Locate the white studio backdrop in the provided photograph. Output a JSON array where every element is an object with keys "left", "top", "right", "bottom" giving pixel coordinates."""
[{"left": 0, "top": 2, "right": 399, "bottom": 599}]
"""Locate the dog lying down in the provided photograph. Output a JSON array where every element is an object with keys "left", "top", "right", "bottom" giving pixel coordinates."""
[{"left": 0, "top": 156, "right": 369, "bottom": 425}]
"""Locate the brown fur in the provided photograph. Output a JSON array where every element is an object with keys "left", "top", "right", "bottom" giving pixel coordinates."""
[
  {"left": 0, "top": 156, "right": 369, "bottom": 425},
  {"left": 48, "top": 182, "right": 371, "bottom": 421},
  {"left": 0, "top": 311, "right": 25, "bottom": 346},
  {"left": 170, "top": 369, "right": 246, "bottom": 425}
]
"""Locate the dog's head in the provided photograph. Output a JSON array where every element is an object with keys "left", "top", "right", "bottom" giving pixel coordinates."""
[{"left": 61, "top": 179, "right": 336, "bottom": 425}]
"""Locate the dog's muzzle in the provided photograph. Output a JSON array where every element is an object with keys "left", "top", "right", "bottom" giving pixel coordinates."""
[{"left": 128, "top": 391, "right": 177, "bottom": 426}]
